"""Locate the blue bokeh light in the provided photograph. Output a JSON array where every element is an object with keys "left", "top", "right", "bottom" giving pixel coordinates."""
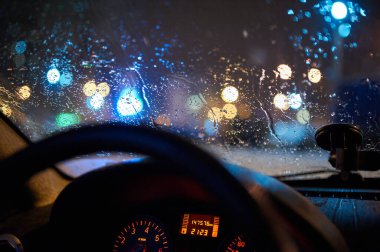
[
  {"left": 338, "top": 23, "right": 351, "bottom": 38},
  {"left": 46, "top": 68, "right": 61, "bottom": 84},
  {"left": 59, "top": 72, "right": 73, "bottom": 86},
  {"left": 15, "top": 41, "right": 27, "bottom": 54},
  {"left": 204, "top": 119, "right": 218, "bottom": 136},
  {"left": 288, "top": 93, "right": 303, "bottom": 110},
  {"left": 117, "top": 88, "right": 144, "bottom": 116},
  {"left": 331, "top": 2, "right": 348, "bottom": 20}
]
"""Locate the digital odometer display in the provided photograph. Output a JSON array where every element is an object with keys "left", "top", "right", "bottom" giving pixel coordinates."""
[{"left": 179, "top": 213, "right": 220, "bottom": 238}]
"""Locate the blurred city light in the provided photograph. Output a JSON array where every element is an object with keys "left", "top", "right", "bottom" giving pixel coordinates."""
[
  {"left": 59, "top": 72, "right": 73, "bottom": 87},
  {"left": 204, "top": 119, "right": 218, "bottom": 136},
  {"left": 14, "top": 41, "right": 26, "bottom": 54},
  {"left": 47, "top": 68, "right": 60, "bottom": 84},
  {"left": 221, "top": 86, "right": 239, "bottom": 103},
  {"left": 83, "top": 80, "right": 97, "bottom": 97},
  {"left": 288, "top": 93, "right": 303, "bottom": 110},
  {"left": 0, "top": 104, "right": 12, "bottom": 117},
  {"left": 96, "top": 82, "right": 110, "bottom": 97},
  {"left": 222, "top": 103, "right": 237, "bottom": 119},
  {"left": 17, "top": 85, "right": 31, "bottom": 100},
  {"left": 338, "top": 23, "right": 351, "bottom": 38},
  {"left": 331, "top": 2, "right": 348, "bottom": 20},
  {"left": 186, "top": 94, "right": 205, "bottom": 112},
  {"left": 207, "top": 107, "right": 223, "bottom": 123},
  {"left": 307, "top": 68, "right": 322, "bottom": 83},
  {"left": 117, "top": 88, "right": 144, "bottom": 116},
  {"left": 273, "top": 93, "right": 290, "bottom": 110},
  {"left": 88, "top": 93, "right": 105, "bottom": 110},
  {"left": 277, "top": 64, "right": 292, "bottom": 80},
  {"left": 296, "top": 109, "right": 311, "bottom": 124},
  {"left": 56, "top": 113, "right": 80, "bottom": 128}
]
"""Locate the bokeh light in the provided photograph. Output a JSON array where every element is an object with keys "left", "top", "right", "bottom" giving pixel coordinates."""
[
  {"left": 222, "top": 103, "right": 237, "bottom": 119},
  {"left": 221, "top": 86, "right": 239, "bottom": 103},
  {"left": 17, "top": 85, "right": 31, "bottom": 100},
  {"left": 288, "top": 93, "right": 302, "bottom": 110},
  {"left": 56, "top": 113, "right": 80, "bottom": 128},
  {"left": 59, "top": 72, "right": 73, "bottom": 87},
  {"left": 277, "top": 64, "right": 292, "bottom": 80},
  {"left": 207, "top": 107, "right": 223, "bottom": 123},
  {"left": 88, "top": 93, "right": 105, "bottom": 110},
  {"left": 14, "top": 41, "right": 26, "bottom": 54},
  {"left": 83, "top": 80, "right": 97, "bottom": 97},
  {"left": 204, "top": 119, "right": 218, "bottom": 136},
  {"left": 186, "top": 94, "right": 205, "bottom": 112},
  {"left": 273, "top": 93, "right": 290, "bottom": 110},
  {"left": 47, "top": 68, "right": 61, "bottom": 84},
  {"left": 296, "top": 109, "right": 311, "bottom": 124},
  {"left": 96, "top": 82, "right": 110, "bottom": 97},
  {"left": 117, "top": 88, "right": 144, "bottom": 116},
  {"left": 0, "top": 104, "right": 12, "bottom": 117},
  {"left": 307, "top": 68, "right": 322, "bottom": 83},
  {"left": 331, "top": 2, "right": 348, "bottom": 20},
  {"left": 155, "top": 114, "right": 171, "bottom": 126},
  {"left": 338, "top": 23, "right": 351, "bottom": 38}
]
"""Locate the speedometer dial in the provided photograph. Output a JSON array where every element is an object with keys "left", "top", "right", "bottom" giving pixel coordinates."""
[
  {"left": 112, "top": 216, "right": 170, "bottom": 252},
  {"left": 225, "top": 234, "right": 256, "bottom": 252}
]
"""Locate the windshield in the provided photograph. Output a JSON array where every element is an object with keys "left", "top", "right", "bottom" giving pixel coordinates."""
[{"left": 0, "top": 0, "right": 379, "bottom": 176}]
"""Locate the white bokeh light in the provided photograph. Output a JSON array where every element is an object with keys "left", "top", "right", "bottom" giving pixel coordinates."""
[
  {"left": 221, "top": 86, "right": 239, "bottom": 103},
  {"left": 273, "top": 93, "right": 290, "bottom": 110},
  {"left": 308, "top": 68, "right": 322, "bottom": 84},
  {"left": 277, "top": 64, "right": 292, "bottom": 80},
  {"left": 288, "top": 93, "right": 302, "bottom": 110},
  {"left": 47, "top": 68, "right": 60, "bottom": 84},
  {"left": 331, "top": 2, "right": 348, "bottom": 20},
  {"left": 89, "top": 93, "right": 105, "bottom": 110},
  {"left": 117, "top": 89, "right": 144, "bottom": 116}
]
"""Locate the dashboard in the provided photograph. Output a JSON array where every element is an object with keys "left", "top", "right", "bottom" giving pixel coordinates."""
[{"left": 49, "top": 159, "right": 260, "bottom": 252}]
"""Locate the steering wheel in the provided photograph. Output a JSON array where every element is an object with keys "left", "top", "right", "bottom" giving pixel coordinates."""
[{"left": 0, "top": 123, "right": 284, "bottom": 251}]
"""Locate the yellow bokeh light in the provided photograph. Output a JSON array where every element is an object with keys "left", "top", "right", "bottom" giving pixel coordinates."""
[
  {"left": 96, "top": 82, "right": 110, "bottom": 97},
  {"left": 277, "top": 64, "right": 292, "bottom": 80},
  {"left": 308, "top": 68, "right": 322, "bottom": 83},
  {"left": 296, "top": 109, "right": 311, "bottom": 124},
  {"left": 155, "top": 114, "right": 171, "bottom": 126},
  {"left": 273, "top": 93, "right": 290, "bottom": 110},
  {"left": 222, "top": 104, "right": 237, "bottom": 119},
  {"left": 0, "top": 104, "right": 12, "bottom": 117},
  {"left": 17, "top": 85, "right": 31, "bottom": 100},
  {"left": 207, "top": 107, "right": 223, "bottom": 123},
  {"left": 83, "top": 80, "right": 97, "bottom": 97},
  {"left": 221, "top": 86, "right": 239, "bottom": 103}
]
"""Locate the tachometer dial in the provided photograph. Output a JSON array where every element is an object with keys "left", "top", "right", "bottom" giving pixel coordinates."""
[{"left": 112, "top": 217, "right": 170, "bottom": 252}]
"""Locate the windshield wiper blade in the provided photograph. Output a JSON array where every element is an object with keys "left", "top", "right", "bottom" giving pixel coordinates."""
[{"left": 273, "top": 169, "right": 338, "bottom": 180}]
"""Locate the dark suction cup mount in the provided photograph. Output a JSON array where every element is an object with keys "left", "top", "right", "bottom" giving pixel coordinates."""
[
  {"left": 315, "top": 123, "right": 363, "bottom": 151},
  {"left": 315, "top": 124, "right": 364, "bottom": 180}
]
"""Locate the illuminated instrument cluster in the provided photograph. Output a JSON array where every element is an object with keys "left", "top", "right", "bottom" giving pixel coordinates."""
[{"left": 111, "top": 214, "right": 255, "bottom": 251}]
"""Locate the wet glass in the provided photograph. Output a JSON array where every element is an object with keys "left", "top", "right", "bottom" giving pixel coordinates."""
[{"left": 0, "top": 0, "right": 379, "bottom": 176}]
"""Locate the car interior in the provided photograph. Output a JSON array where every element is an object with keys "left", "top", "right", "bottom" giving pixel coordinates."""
[{"left": 0, "top": 0, "right": 380, "bottom": 251}]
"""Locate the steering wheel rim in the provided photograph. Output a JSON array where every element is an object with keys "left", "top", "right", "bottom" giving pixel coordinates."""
[{"left": 0, "top": 123, "right": 280, "bottom": 251}]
